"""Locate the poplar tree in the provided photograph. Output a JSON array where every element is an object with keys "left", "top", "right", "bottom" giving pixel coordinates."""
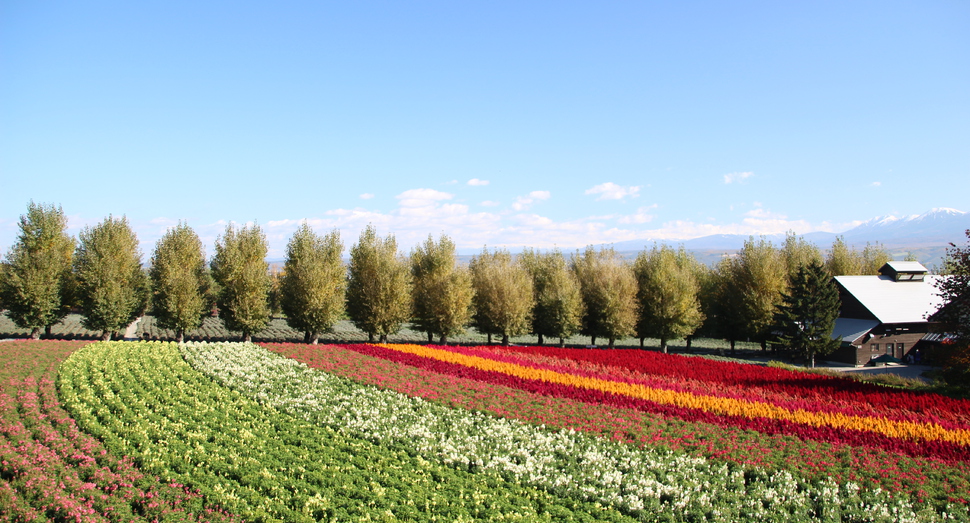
[
  {"left": 733, "top": 236, "right": 788, "bottom": 351},
  {"left": 410, "top": 234, "right": 474, "bottom": 345},
  {"left": 780, "top": 232, "right": 822, "bottom": 281},
  {"left": 521, "top": 248, "right": 583, "bottom": 347},
  {"left": 826, "top": 236, "right": 863, "bottom": 276},
  {"left": 469, "top": 248, "right": 534, "bottom": 345},
  {"left": 698, "top": 257, "right": 747, "bottom": 354},
  {"left": 572, "top": 246, "right": 638, "bottom": 348},
  {"left": 861, "top": 242, "right": 892, "bottom": 275},
  {"left": 280, "top": 224, "right": 346, "bottom": 344},
  {"left": 633, "top": 245, "right": 704, "bottom": 353},
  {"left": 346, "top": 225, "right": 412, "bottom": 343},
  {"left": 149, "top": 222, "right": 210, "bottom": 343},
  {"left": 773, "top": 260, "right": 841, "bottom": 367},
  {"left": 211, "top": 223, "right": 271, "bottom": 342},
  {"left": 74, "top": 215, "right": 149, "bottom": 341},
  {"left": 0, "top": 202, "right": 75, "bottom": 339}
]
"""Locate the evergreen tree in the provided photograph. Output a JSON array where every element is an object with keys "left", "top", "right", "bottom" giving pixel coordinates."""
[
  {"left": 773, "top": 260, "right": 841, "bottom": 367},
  {"left": 74, "top": 215, "right": 149, "bottom": 341},
  {"left": 572, "top": 246, "right": 638, "bottom": 348},
  {"left": 410, "top": 234, "right": 473, "bottom": 345},
  {"left": 346, "top": 225, "right": 412, "bottom": 343},
  {"left": 211, "top": 223, "right": 271, "bottom": 342},
  {"left": 633, "top": 245, "right": 704, "bottom": 353},
  {"left": 149, "top": 222, "right": 210, "bottom": 343},
  {"left": 469, "top": 248, "right": 534, "bottom": 345},
  {"left": 280, "top": 224, "right": 346, "bottom": 344},
  {"left": 826, "top": 236, "right": 863, "bottom": 276},
  {"left": 521, "top": 249, "right": 583, "bottom": 346},
  {"left": 0, "top": 202, "right": 75, "bottom": 339}
]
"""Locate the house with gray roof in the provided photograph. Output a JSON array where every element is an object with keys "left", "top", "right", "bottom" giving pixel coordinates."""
[{"left": 829, "top": 261, "right": 946, "bottom": 366}]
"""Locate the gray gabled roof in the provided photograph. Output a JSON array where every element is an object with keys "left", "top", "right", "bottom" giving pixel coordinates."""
[
  {"left": 835, "top": 274, "right": 946, "bottom": 324},
  {"left": 830, "top": 318, "right": 880, "bottom": 343},
  {"left": 880, "top": 261, "right": 929, "bottom": 274}
]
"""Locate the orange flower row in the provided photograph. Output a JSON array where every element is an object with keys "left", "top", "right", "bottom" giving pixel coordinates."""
[{"left": 380, "top": 343, "right": 970, "bottom": 447}]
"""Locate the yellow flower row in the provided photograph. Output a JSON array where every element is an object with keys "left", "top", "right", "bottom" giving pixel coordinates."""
[{"left": 380, "top": 343, "right": 970, "bottom": 447}]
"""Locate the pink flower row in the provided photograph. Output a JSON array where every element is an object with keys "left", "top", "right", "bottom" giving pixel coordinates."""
[{"left": 0, "top": 340, "right": 236, "bottom": 522}]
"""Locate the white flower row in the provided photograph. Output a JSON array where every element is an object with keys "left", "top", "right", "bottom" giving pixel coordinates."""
[{"left": 179, "top": 341, "right": 952, "bottom": 522}]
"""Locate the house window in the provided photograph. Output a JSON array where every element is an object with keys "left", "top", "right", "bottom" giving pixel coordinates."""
[
  {"left": 886, "top": 343, "right": 894, "bottom": 352},
  {"left": 870, "top": 343, "right": 880, "bottom": 352}
]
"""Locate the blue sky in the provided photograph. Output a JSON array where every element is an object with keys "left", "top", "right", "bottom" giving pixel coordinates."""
[{"left": 2, "top": 1, "right": 968, "bottom": 258}]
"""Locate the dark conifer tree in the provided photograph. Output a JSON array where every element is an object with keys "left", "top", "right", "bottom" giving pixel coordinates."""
[{"left": 772, "top": 260, "right": 841, "bottom": 367}]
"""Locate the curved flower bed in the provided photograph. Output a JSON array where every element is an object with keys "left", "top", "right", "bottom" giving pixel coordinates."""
[
  {"left": 57, "top": 341, "right": 640, "bottom": 522},
  {"left": 180, "top": 340, "right": 951, "bottom": 521},
  {"left": 497, "top": 345, "right": 970, "bottom": 423},
  {"left": 354, "top": 343, "right": 970, "bottom": 454},
  {"left": 0, "top": 340, "right": 234, "bottom": 522},
  {"left": 264, "top": 342, "right": 970, "bottom": 507}
]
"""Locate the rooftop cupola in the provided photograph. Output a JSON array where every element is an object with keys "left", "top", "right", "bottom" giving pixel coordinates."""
[{"left": 878, "top": 261, "right": 929, "bottom": 282}]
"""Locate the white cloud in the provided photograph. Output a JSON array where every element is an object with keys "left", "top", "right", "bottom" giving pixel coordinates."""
[
  {"left": 113, "top": 190, "right": 862, "bottom": 261},
  {"left": 618, "top": 205, "right": 658, "bottom": 224},
  {"left": 871, "top": 181, "right": 882, "bottom": 187},
  {"left": 511, "top": 190, "right": 551, "bottom": 211},
  {"left": 723, "top": 171, "right": 754, "bottom": 184},
  {"left": 585, "top": 182, "right": 641, "bottom": 201},
  {"left": 480, "top": 200, "right": 500, "bottom": 207},
  {"left": 467, "top": 178, "right": 489, "bottom": 186},
  {"left": 360, "top": 193, "right": 375, "bottom": 200},
  {"left": 744, "top": 208, "right": 778, "bottom": 219},
  {"left": 396, "top": 188, "right": 453, "bottom": 208}
]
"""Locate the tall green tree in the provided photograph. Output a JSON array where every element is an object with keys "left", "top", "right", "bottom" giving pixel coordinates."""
[
  {"left": 149, "top": 222, "right": 210, "bottom": 343},
  {"left": 633, "top": 245, "right": 704, "bottom": 353},
  {"left": 780, "top": 232, "right": 823, "bottom": 281},
  {"left": 346, "top": 225, "right": 412, "bottom": 343},
  {"left": 521, "top": 248, "right": 583, "bottom": 347},
  {"left": 772, "top": 260, "right": 841, "bottom": 367},
  {"left": 410, "top": 234, "right": 474, "bottom": 345},
  {"left": 572, "top": 246, "right": 638, "bottom": 348},
  {"left": 211, "top": 223, "right": 271, "bottom": 342},
  {"left": 470, "top": 248, "right": 534, "bottom": 345},
  {"left": 280, "top": 224, "right": 346, "bottom": 344},
  {"left": 861, "top": 241, "right": 892, "bottom": 275},
  {"left": 826, "top": 236, "right": 863, "bottom": 276},
  {"left": 74, "top": 215, "right": 149, "bottom": 341},
  {"left": 697, "top": 257, "right": 747, "bottom": 354},
  {"left": 733, "top": 237, "right": 788, "bottom": 351},
  {"left": 0, "top": 202, "right": 75, "bottom": 339}
]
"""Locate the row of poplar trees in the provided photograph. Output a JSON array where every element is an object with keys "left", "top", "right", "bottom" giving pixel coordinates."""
[{"left": 1, "top": 202, "right": 893, "bottom": 363}]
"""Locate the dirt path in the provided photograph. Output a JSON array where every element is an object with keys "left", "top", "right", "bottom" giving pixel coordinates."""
[{"left": 123, "top": 316, "right": 142, "bottom": 340}]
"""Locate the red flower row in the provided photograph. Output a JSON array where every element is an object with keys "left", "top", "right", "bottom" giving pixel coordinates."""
[
  {"left": 496, "top": 345, "right": 970, "bottom": 421},
  {"left": 330, "top": 343, "right": 970, "bottom": 462}
]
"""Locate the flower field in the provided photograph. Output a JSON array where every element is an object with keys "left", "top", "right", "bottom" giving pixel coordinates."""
[
  {"left": 0, "top": 340, "right": 235, "bottom": 522},
  {"left": 3, "top": 338, "right": 969, "bottom": 521}
]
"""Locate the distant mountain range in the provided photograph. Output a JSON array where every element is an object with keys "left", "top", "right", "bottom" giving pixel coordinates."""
[
  {"left": 608, "top": 208, "right": 970, "bottom": 253},
  {"left": 598, "top": 208, "right": 970, "bottom": 269}
]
